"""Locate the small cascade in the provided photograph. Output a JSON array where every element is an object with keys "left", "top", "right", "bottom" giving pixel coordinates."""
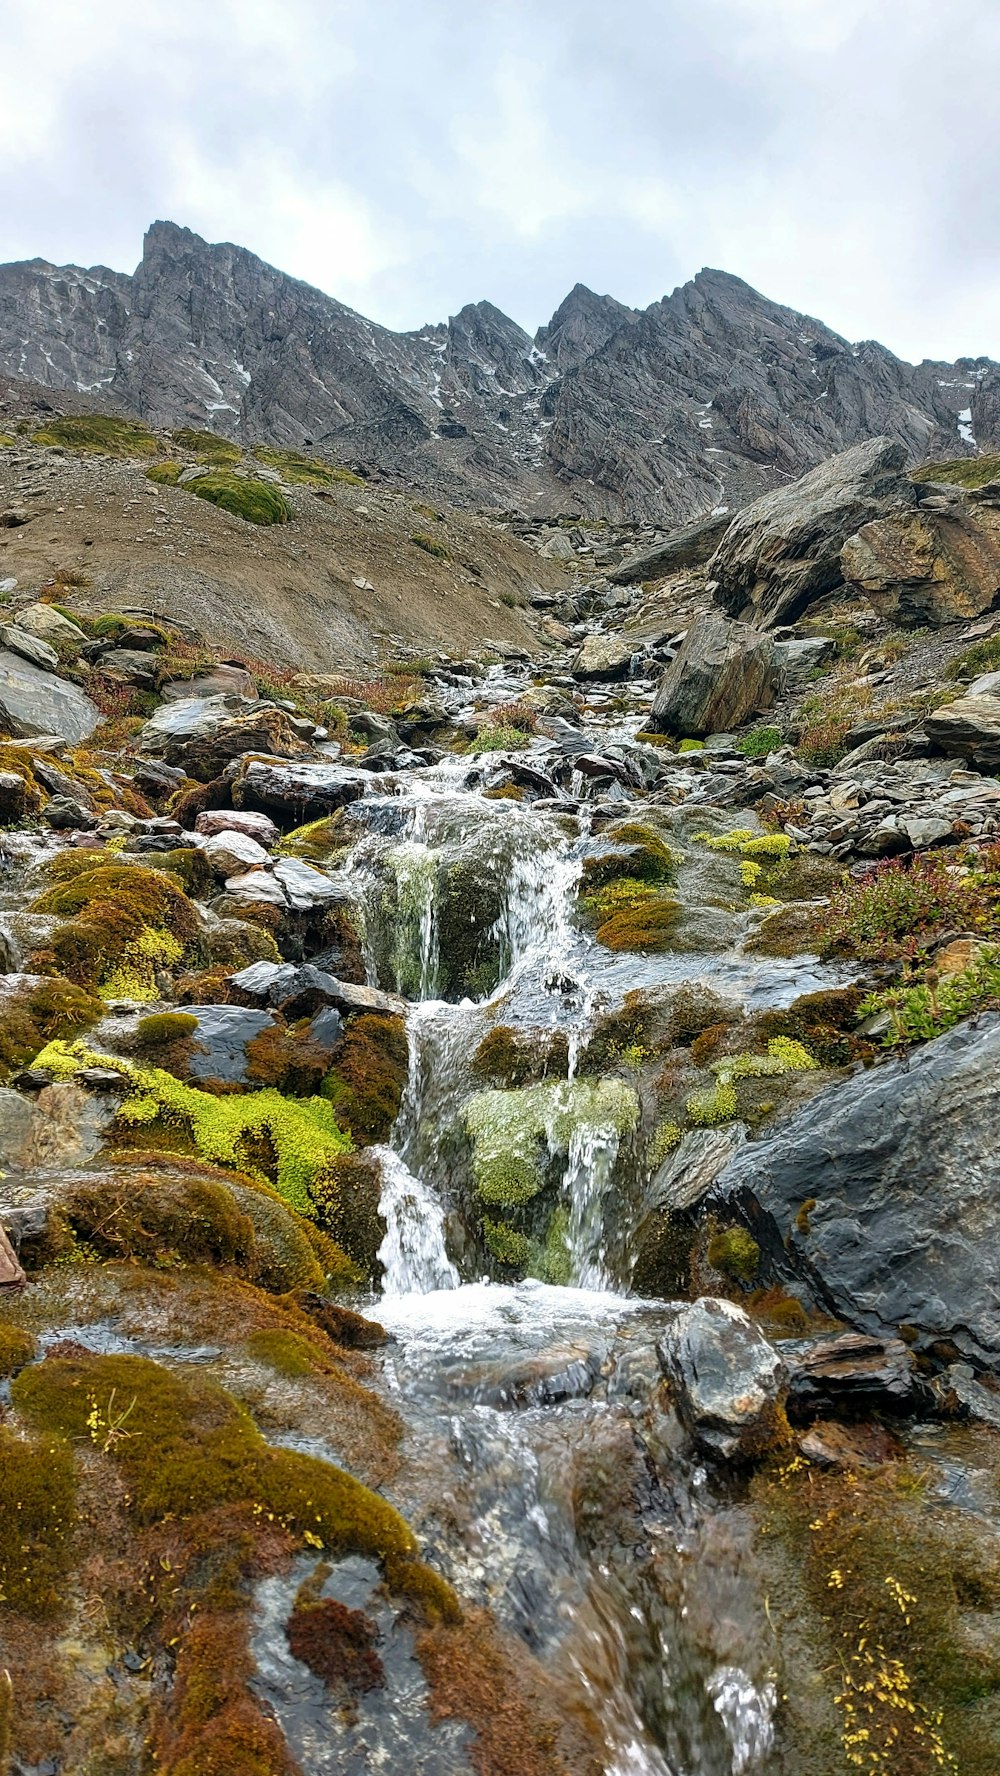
[
  {"left": 374, "top": 1146, "right": 459, "bottom": 1295},
  {"left": 388, "top": 840, "right": 440, "bottom": 999},
  {"left": 559, "top": 1118, "right": 626, "bottom": 1289}
]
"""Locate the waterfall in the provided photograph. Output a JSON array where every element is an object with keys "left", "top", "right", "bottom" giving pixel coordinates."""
[
  {"left": 375, "top": 1146, "right": 459, "bottom": 1295},
  {"left": 560, "top": 1120, "right": 625, "bottom": 1290}
]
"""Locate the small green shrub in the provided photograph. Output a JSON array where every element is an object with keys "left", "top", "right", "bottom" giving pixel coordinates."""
[
  {"left": 945, "top": 634, "right": 1000, "bottom": 682},
  {"left": 411, "top": 531, "right": 450, "bottom": 560},
  {"left": 737, "top": 726, "right": 782, "bottom": 758},
  {"left": 468, "top": 725, "right": 533, "bottom": 753},
  {"left": 31, "top": 414, "right": 160, "bottom": 456},
  {"left": 861, "top": 948, "right": 1000, "bottom": 1045},
  {"left": 829, "top": 848, "right": 1000, "bottom": 961}
]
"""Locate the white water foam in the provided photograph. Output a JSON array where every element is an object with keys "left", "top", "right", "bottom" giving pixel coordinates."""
[{"left": 374, "top": 1145, "right": 459, "bottom": 1295}]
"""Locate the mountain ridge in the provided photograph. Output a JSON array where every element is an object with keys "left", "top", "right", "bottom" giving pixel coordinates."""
[{"left": 1, "top": 219, "right": 997, "bottom": 525}]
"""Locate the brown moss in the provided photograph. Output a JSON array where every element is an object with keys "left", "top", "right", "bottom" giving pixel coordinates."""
[
  {"left": 0, "top": 975, "right": 104, "bottom": 1077},
  {"left": 0, "top": 1322, "right": 36, "bottom": 1375},
  {"left": 288, "top": 1291, "right": 389, "bottom": 1349},
  {"left": 245, "top": 1016, "right": 333, "bottom": 1096},
  {"left": 705, "top": 1223, "right": 760, "bottom": 1284},
  {"left": 157, "top": 845, "right": 215, "bottom": 898},
  {"left": 321, "top": 1014, "right": 408, "bottom": 1145},
  {"left": 42, "top": 1172, "right": 257, "bottom": 1272},
  {"left": 471, "top": 1024, "right": 569, "bottom": 1087},
  {"left": 0, "top": 1428, "right": 75, "bottom": 1617},
  {"left": 30, "top": 862, "right": 199, "bottom": 991},
  {"left": 309, "top": 1153, "right": 386, "bottom": 1281},
  {"left": 747, "top": 901, "right": 827, "bottom": 958},
  {"left": 754, "top": 987, "right": 869, "bottom": 1068},
  {"left": 151, "top": 1611, "right": 298, "bottom": 1776},
  {"left": 417, "top": 1609, "right": 574, "bottom": 1776},
  {"left": 285, "top": 1592, "right": 385, "bottom": 1693},
  {"left": 595, "top": 894, "right": 680, "bottom": 952},
  {"left": 689, "top": 1021, "right": 730, "bottom": 1065}
]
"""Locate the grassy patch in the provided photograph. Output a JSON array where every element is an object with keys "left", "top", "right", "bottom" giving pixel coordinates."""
[
  {"left": 829, "top": 844, "right": 1000, "bottom": 962},
  {"left": 187, "top": 472, "right": 292, "bottom": 526},
  {"left": 252, "top": 446, "right": 362, "bottom": 487},
  {"left": 737, "top": 725, "right": 782, "bottom": 758},
  {"left": 468, "top": 725, "right": 533, "bottom": 753},
  {"left": 146, "top": 461, "right": 184, "bottom": 485},
  {"left": 172, "top": 427, "right": 241, "bottom": 463},
  {"left": 411, "top": 531, "right": 450, "bottom": 560},
  {"left": 914, "top": 452, "right": 1000, "bottom": 489},
  {"left": 31, "top": 413, "right": 160, "bottom": 456}
]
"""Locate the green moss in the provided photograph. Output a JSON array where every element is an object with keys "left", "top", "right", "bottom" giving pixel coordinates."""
[
  {"left": 31, "top": 861, "right": 199, "bottom": 994},
  {"left": 173, "top": 428, "right": 242, "bottom": 463},
  {"left": 252, "top": 446, "right": 362, "bottom": 487},
  {"left": 320, "top": 1014, "right": 409, "bottom": 1145},
  {"left": 308, "top": 1152, "right": 385, "bottom": 1281},
  {"left": 0, "top": 433, "right": 15, "bottom": 447},
  {"left": 685, "top": 1078, "right": 738, "bottom": 1125},
  {"left": 467, "top": 725, "right": 532, "bottom": 753},
  {"left": 533, "top": 1205, "right": 572, "bottom": 1284},
  {"left": 245, "top": 1327, "right": 325, "bottom": 1377},
  {"left": 0, "top": 1323, "right": 36, "bottom": 1376},
  {"left": 0, "top": 974, "right": 103, "bottom": 1078},
  {"left": 646, "top": 1119, "right": 682, "bottom": 1169},
  {"left": 595, "top": 893, "right": 680, "bottom": 952},
  {"left": 913, "top": 452, "right": 1000, "bottom": 490},
  {"left": 706, "top": 1224, "right": 760, "bottom": 1283},
  {"left": 46, "top": 1170, "right": 257, "bottom": 1271},
  {"left": 411, "top": 531, "right": 450, "bottom": 560},
  {"left": 482, "top": 1219, "right": 532, "bottom": 1268},
  {"left": 581, "top": 821, "right": 676, "bottom": 894},
  {"left": 136, "top": 1011, "right": 199, "bottom": 1047},
  {"left": 30, "top": 413, "right": 160, "bottom": 456},
  {"left": 677, "top": 737, "right": 704, "bottom": 752},
  {"left": 686, "top": 1038, "right": 817, "bottom": 1126},
  {"left": 755, "top": 987, "right": 868, "bottom": 1068},
  {"left": 35, "top": 1042, "right": 352, "bottom": 1217},
  {"left": 737, "top": 725, "right": 782, "bottom": 757},
  {"left": 463, "top": 1077, "right": 639, "bottom": 1206},
  {"left": 146, "top": 460, "right": 184, "bottom": 484},
  {"left": 275, "top": 815, "right": 344, "bottom": 860},
  {"left": 0, "top": 1428, "right": 75, "bottom": 1616}
]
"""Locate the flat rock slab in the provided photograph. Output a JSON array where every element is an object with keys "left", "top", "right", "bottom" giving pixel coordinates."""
[
  {"left": 232, "top": 756, "right": 370, "bottom": 821},
  {"left": 610, "top": 512, "right": 731, "bottom": 584},
  {"left": 0, "top": 649, "right": 98, "bottom": 743}
]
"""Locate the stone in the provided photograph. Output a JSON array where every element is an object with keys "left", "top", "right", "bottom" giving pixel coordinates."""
[
  {"left": 711, "top": 438, "right": 913, "bottom": 626},
  {"left": 657, "top": 1296, "right": 786, "bottom": 1460},
  {"left": 222, "top": 870, "right": 288, "bottom": 908},
  {"left": 96, "top": 647, "right": 164, "bottom": 689},
  {"left": 0, "top": 649, "right": 99, "bottom": 743},
  {"left": 841, "top": 501, "right": 1000, "bottom": 627},
  {"left": 648, "top": 1125, "right": 748, "bottom": 1213},
  {"left": 609, "top": 512, "right": 731, "bottom": 584},
  {"left": 202, "top": 830, "right": 270, "bottom": 876},
  {"left": 13, "top": 601, "right": 87, "bottom": 647},
  {"left": 0, "top": 1221, "right": 25, "bottom": 1287},
  {"left": 0, "top": 769, "right": 27, "bottom": 823},
  {"left": 0, "top": 1081, "right": 110, "bottom": 1173},
  {"left": 184, "top": 1004, "right": 276, "bottom": 1084},
  {"left": 272, "top": 856, "right": 348, "bottom": 910},
  {"left": 538, "top": 529, "right": 577, "bottom": 560},
  {"left": 786, "top": 1333, "right": 919, "bottom": 1419},
  {"left": 138, "top": 697, "right": 310, "bottom": 778},
  {"left": 773, "top": 636, "right": 835, "bottom": 683},
  {"left": 42, "top": 795, "right": 98, "bottom": 831},
  {"left": 231, "top": 756, "right": 369, "bottom": 821},
  {"left": 2, "top": 625, "right": 59, "bottom": 671},
  {"left": 195, "top": 808, "right": 279, "bottom": 845},
  {"left": 712, "top": 1015, "right": 1000, "bottom": 1366},
  {"left": 924, "top": 694, "right": 1000, "bottom": 770},
  {"left": 570, "top": 633, "right": 637, "bottom": 681},
  {"left": 229, "top": 960, "right": 406, "bottom": 1018},
  {"left": 936, "top": 1362, "right": 1000, "bottom": 1430},
  {"left": 899, "top": 814, "right": 952, "bottom": 848},
  {"left": 161, "top": 665, "right": 258, "bottom": 701},
  {"left": 650, "top": 611, "right": 777, "bottom": 738},
  {"left": 797, "top": 1418, "right": 901, "bottom": 1468}
]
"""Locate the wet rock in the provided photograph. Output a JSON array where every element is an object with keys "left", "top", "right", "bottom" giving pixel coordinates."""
[
  {"left": 2, "top": 624, "right": 59, "bottom": 671},
  {"left": 0, "top": 1221, "right": 25, "bottom": 1287},
  {"left": 651, "top": 611, "right": 777, "bottom": 738},
  {"left": 712, "top": 437, "right": 912, "bottom": 626},
  {"left": 657, "top": 1296, "right": 787, "bottom": 1460},
  {"left": 925, "top": 693, "right": 1000, "bottom": 770},
  {"left": 202, "top": 829, "right": 271, "bottom": 876},
  {"left": 185, "top": 1003, "right": 276, "bottom": 1083},
  {"left": 787, "top": 1333, "right": 920, "bottom": 1419},
  {"left": 571, "top": 633, "right": 637, "bottom": 680},
  {"left": 0, "top": 768, "right": 28, "bottom": 823},
  {"left": 935, "top": 1361, "right": 1000, "bottom": 1429},
  {"left": 0, "top": 1081, "right": 111, "bottom": 1172},
  {"left": 0, "top": 649, "right": 99, "bottom": 743},
  {"left": 42, "top": 794, "right": 98, "bottom": 831},
  {"left": 231, "top": 755, "right": 369, "bottom": 821},
  {"left": 272, "top": 856, "right": 349, "bottom": 910},
  {"left": 798, "top": 1417, "right": 901, "bottom": 1468},
  {"left": 195, "top": 807, "right": 279, "bottom": 845},
  {"left": 222, "top": 869, "right": 288, "bottom": 909},
  {"left": 229, "top": 960, "right": 405, "bottom": 1018},
  {"left": 648, "top": 1126, "right": 748, "bottom": 1212},
  {"left": 609, "top": 511, "right": 731, "bottom": 584},
  {"left": 139, "top": 697, "right": 311, "bottom": 778},
  {"left": 713, "top": 1016, "right": 1000, "bottom": 1365},
  {"left": 842, "top": 500, "right": 1000, "bottom": 626}
]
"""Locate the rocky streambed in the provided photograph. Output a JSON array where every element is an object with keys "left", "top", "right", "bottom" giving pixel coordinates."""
[{"left": 2, "top": 555, "right": 1000, "bottom": 1775}]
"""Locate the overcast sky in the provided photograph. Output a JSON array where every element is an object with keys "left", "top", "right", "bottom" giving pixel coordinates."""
[{"left": 3, "top": 0, "right": 999, "bottom": 361}]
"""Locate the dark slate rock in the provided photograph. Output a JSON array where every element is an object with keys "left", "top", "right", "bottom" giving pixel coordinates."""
[
  {"left": 186, "top": 1004, "right": 275, "bottom": 1083},
  {"left": 657, "top": 1296, "right": 786, "bottom": 1460}
]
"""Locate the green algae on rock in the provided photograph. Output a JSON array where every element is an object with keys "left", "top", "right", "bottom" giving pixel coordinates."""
[{"left": 463, "top": 1077, "right": 640, "bottom": 1209}]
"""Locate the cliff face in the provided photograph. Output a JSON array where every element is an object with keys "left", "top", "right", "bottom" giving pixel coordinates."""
[{"left": 0, "top": 222, "right": 994, "bottom": 521}]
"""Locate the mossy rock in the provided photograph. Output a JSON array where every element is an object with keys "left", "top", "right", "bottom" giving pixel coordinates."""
[
  {"left": 580, "top": 821, "right": 676, "bottom": 894},
  {"left": 308, "top": 1152, "right": 386, "bottom": 1282},
  {"left": 706, "top": 1223, "right": 760, "bottom": 1283},
  {"left": 470, "top": 1024, "right": 569, "bottom": 1088},
  {"left": 321, "top": 1014, "right": 409, "bottom": 1145},
  {"left": 0, "top": 1323, "right": 36, "bottom": 1376},
  {"left": 146, "top": 460, "right": 184, "bottom": 485},
  {"left": 746, "top": 901, "right": 827, "bottom": 958},
  {"left": 30, "top": 861, "right": 200, "bottom": 996},
  {"left": 0, "top": 975, "right": 104, "bottom": 1078},
  {"left": 252, "top": 446, "right": 362, "bottom": 487},
  {"left": 594, "top": 892, "right": 681, "bottom": 952},
  {"left": 30, "top": 414, "right": 160, "bottom": 457},
  {"left": 463, "top": 1076, "right": 639, "bottom": 1209},
  {"left": 913, "top": 453, "right": 1000, "bottom": 490}
]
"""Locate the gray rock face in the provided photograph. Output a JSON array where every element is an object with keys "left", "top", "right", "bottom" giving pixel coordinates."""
[
  {"left": 713, "top": 1017, "right": 1000, "bottom": 1365},
  {"left": 925, "top": 694, "right": 1000, "bottom": 769},
  {"left": 657, "top": 1296, "right": 787, "bottom": 1460},
  {"left": 231, "top": 756, "right": 369, "bottom": 821},
  {"left": 185, "top": 1004, "right": 276, "bottom": 1083},
  {"left": 0, "top": 228, "right": 992, "bottom": 523},
  {"left": 0, "top": 649, "right": 98, "bottom": 742},
  {"left": 842, "top": 500, "right": 1000, "bottom": 626},
  {"left": 609, "top": 512, "right": 732, "bottom": 584},
  {"left": 229, "top": 960, "right": 404, "bottom": 1018},
  {"left": 650, "top": 611, "right": 777, "bottom": 737},
  {"left": 711, "top": 438, "right": 914, "bottom": 626}
]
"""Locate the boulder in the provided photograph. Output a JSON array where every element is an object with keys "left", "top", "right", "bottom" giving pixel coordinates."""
[
  {"left": 231, "top": 755, "right": 369, "bottom": 821},
  {"left": 924, "top": 694, "right": 1000, "bottom": 770},
  {"left": 609, "top": 512, "right": 732, "bottom": 584},
  {"left": 161, "top": 665, "right": 258, "bottom": 701},
  {"left": 712, "top": 438, "right": 913, "bottom": 626},
  {"left": 2, "top": 625, "right": 59, "bottom": 671},
  {"left": 657, "top": 1296, "right": 787, "bottom": 1460},
  {"left": 786, "top": 1333, "right": 920, "bottom": 1419},
  {"left": 0, "top": 649, "right": 99, "bottom": 743},
  {"left": 202, "top": 830, "right": 271, "bottom": 876},
  {"left": 271, "top": 856, "right": 348, "bottom": 910},
  {"left": 96, "top": 647, "right": 164, "bottom": 689},
  {"left": 712, "top": 1016, "right": 1000, "bottom": 1365},
  {"left": 773, "top": 636, "right": 835, "bottom": 683},
  {"left": 42, "top": 795, "right": 98, "bottom": 832},
  {"left": 650, "top": 611, "right": 777, "bottom": 737},
  {"left": 570, "top": 634, "right": 637, "bottom": 681},
  {"left": 229, "top": 960, "right": 405, "bottom": 1018},
  {"left": 138, "top": 697, "right": 310, "bottom": 779},
  {"left": 841, "top": 502, "right": 1000, "bottom": 627},
  {"left": 195, "top": 808, "right": 279, "bottom": 845},
  {"left": 13, "top": 602, "right": 88, "bottom": 648}
]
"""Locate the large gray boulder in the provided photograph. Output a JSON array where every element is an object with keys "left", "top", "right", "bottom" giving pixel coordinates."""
[
  {"left": 232, "top": 755, "right": 369, "bottom": 821},
  {"left": 138, "top": 695, "right": 309, "bottom": 778},
  {"left": 609, "top": 512, "right": 731, "bottom": 585},
  {"left": 657, "top": 1296, "right": 787, "bottom": 1460},
  {"left": 924, "top": 693, "right": 1000, "bottom": 769},
  {"left": 650, "top": 610, "right": 777, "bottom": 737},
  {"left": 712, "top": 1017, "right": 1000, "bottom": 1366},
  {"left": 711, "top": 437, "right": 913, "bottom": 626},
  {"left": 0, "top": 650, "right": 98, "bottom": 743}
]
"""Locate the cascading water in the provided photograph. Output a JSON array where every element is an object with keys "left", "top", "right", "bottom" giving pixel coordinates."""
[{"left": 374, "top": 1145, "right": 459, "bottom": 1294}]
